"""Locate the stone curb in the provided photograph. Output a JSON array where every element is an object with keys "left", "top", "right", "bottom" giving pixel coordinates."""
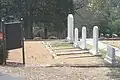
[
  {"left": 41, "top": 41, "right": 59, "bottom": 59},
  {"left": 25, "top": 63, "right": 120, "bottom": 68}
]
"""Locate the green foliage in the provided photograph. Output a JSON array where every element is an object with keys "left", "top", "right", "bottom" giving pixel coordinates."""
[
  {"left": 112, "top": 19, "right": 120, "bottom": 36},
  {"left": 0, "top": 0, "right": 70, "bottom": 23},
  {"left": 0, "top": 0, "right": 72, "bottom": 39},
  {"left": 0, "top": 0, "right": 13, "bottom": 17},
  {"left": 88, "top": 0, "right": 107, "bottom": 13},
  {"left": 87, "top": 0, "right": 120, "bottom": 36},
  {"left": 51, "top": 42, "right": 73, "bottom": 49},
  {"left": 1, "top": 0, "right": 120, "bottom": 37},
  {"left": 0, "top": 41, "right": 8, "bottom": 65}
]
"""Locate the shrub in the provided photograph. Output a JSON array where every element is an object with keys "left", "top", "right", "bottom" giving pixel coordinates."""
[{"left": 0, "top": 42, "right": 8, "bottom": 65}]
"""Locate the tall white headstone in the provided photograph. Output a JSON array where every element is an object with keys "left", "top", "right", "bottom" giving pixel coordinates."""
[
  {"left": 90, "top": 26, "right": 99, "bottom": 55},
  {"left": 80, "top": 27, "right": 87, "bottom": 49},
  {"left": 73, "top": 28, "right": 79, "bottom": 47},
  {"left": 67, "top": 14, "right": 74, "bottom": 43}
]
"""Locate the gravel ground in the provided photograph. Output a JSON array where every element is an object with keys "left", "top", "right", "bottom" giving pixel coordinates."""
[
  {"left": 3, "top": 40, "right": 120, "bottom": 80},
  {"left": 0, "top": 66, "right": 120, "bottom": 80}
]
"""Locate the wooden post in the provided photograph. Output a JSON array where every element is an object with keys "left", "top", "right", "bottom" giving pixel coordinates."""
[{"left": 21, "top": 18, "right": 25, "bottom": 65}]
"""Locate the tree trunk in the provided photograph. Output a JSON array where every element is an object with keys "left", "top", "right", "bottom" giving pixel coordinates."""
[
  {"left": 25, "top": 0, "right": 33, "bottom": 39},
  {"left": 44, "top": 27, "right": 48, "bottom": 39},
  {"left": 27, "top": 19, "right": 33, "bottom": 39},
  {"left": 24, "top": 18, "right": 28, "bottom": 39},
  {"left": 23, "top": 17, "right": 33, "bottom": 39}
]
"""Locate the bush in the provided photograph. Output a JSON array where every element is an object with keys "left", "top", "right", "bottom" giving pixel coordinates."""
[
  {"left": 112, "top": 19, "right": 120, "bottom": 36},
  {"left": 0, "top": 41, "right": 8, "bottom": 65}
]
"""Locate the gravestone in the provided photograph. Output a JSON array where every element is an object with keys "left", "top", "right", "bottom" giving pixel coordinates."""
[
  {"left": 112, "top": 33, "right": 118, "bottom": 38},
  {"left": 100, "top": 33, "right": 105, "bottom": 40},
  {"left": 67, "top": 14, "right": 74, "bottom": 43},
  {"left": 105, "top": 34, "right": 110, "bottom": 38},
  {"left": 80, "top": 27, "right": 87, "bottom": 49},
  {"left": 90, "top": 26, "right": 99, "bottom": 55},
  {"left": 104, "top": 45, "right": 116, "bottom": 65},
  {"left": 73, "top": 28, "right": 79, "bottom": 47}
]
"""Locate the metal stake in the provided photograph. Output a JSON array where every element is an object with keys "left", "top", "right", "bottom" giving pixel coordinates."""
[{"left": 21, "top": 18, "right": 25, "bottom": 65}]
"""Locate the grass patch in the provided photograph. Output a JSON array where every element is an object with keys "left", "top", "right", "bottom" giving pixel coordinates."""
[
  {"left": 87, "top": 44, "right": 92, "bottom": 49},
  {"left": 99, "top": 49, "right": 107, "bottom": 59},
  {"left": 99, "top": 48, "right": 120, "bottom": 63},
  {"left": 51, "top": 42, "right": 73, "bottom": 49},
  {"left": 87, "top": 43, "right": 107, "bottom": 59},
  {"left": 116, "top": 56, "right": 120, "bottom": 63},
  {"left": 52, "top": 43, "right": 72, "bottom": 47}
]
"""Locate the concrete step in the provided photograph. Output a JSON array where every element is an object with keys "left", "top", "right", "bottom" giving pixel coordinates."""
[
  {"left": 56, "top": 50, "right": 89, "bottom": 56},
  {"left": 54, "top": 53, "right": 104, "bottom": 66},
  {"left": 52, "top": 47, "right": 75, "bottom": 50},
  {"left": 54, "top": 48, "right": 82, "bottom": 52},
  {"left": 57, "top": 53, "right": 93, "bottom": 59}
]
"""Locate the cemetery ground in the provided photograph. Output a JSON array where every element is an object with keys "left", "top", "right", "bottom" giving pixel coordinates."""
[
  {"left": 0, "top": 40, "right": 119, "bottom": 80},
  {"left": 6, "top": 40, "right": 105, "bottom": 67},
  {"left": 102, "top": 40, "right": 120, "bottom": 49},
  {"left": 101, "top": 40, "right": 120, "bottom": 63}
]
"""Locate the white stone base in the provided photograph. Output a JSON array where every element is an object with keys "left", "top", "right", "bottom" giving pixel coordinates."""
[
  {"left": 81, "top": 47, "right": 87, "bottom": 50},
  {"left": 104, "top": 55, "right": 117, "bottom": 65},
  {"left": 79, "top": 41, "right": 82, "bottom": 48},
  {"left": 89, "top": 49, "right": 100, "bottom": 56},
  {"left": 79, "top": 43, "right": 87, "bottom": 50},
  {"left": 73, "top": 41, "right": 80, "bottom": 48},
  {"left": 67, "top": 37, "right": 70, "bottom": 41},
  {"left": 67, "top": 37, "right": 73, "bottom": 43}
]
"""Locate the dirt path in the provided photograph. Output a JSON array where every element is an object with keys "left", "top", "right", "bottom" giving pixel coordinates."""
[{"left": 7, "top": 41, "right": 54, "bottom": 66}]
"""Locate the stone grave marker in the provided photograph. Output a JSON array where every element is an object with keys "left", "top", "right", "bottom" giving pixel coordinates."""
[
  {"left": 112, "top": 33, "right": 118, "bottom": 38},
  {"left": 80, "top": 26, "right": 87, "bottom": 50},
  {"left": 73, "top": 28, "right": 79, "bottom": 47},
  {"left": 90, "top": 26, "right": 99, "bottom": 55},
  {"left": 104, "top": 45, "right": 117, "bottom": 65},
  {"left": 67, "top": 14, "right": 74, "bottom": 43}
]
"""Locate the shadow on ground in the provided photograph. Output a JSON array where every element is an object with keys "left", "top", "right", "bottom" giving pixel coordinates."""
[
  {"left": 0, "top": 73, "right": 22, "bottom": 80},
  {"left": 5, "top": 62, "right": 24, "bottom": 67},
  {"left": 107, "top": 68, "right": 120, "bottom": 80}
]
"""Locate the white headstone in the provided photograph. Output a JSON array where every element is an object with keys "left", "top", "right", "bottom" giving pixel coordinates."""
[
  {"left": 67, "top": 14, "right": 74, "bottom": 43},
  {"left": 104, "top": 45, "right": 116, "bottom": 65},
  {"left": 73, "top": 28, "right": 79, "bottom": 47},
  {"left": 80, "top": 27, "right": 87, "bottom": 49},
  {"left": 90, "top": 26, "right": 99, "bottom": 55}
]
